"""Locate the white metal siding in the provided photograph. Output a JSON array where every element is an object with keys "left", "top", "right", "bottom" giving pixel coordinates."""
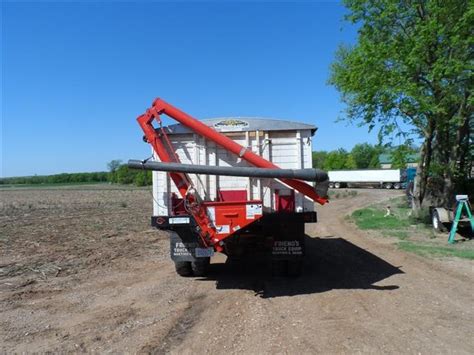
[{"left": 152, "top": 127, "right": 315, "bottom": 216}]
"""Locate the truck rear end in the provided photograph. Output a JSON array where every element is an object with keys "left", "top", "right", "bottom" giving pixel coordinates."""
[{"left": 131, "top": 99, "right": 328, "bottom": 277}]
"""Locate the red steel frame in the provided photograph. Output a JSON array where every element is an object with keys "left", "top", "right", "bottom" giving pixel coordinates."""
[{"left": 137, "top": 98, "right": 328, "bottom": 251}]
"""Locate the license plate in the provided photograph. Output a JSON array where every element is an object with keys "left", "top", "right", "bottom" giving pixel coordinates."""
[
  {"left": 169, "top": 217, "right": 190, "bottom": 224},
  {"left": 195, "top": 247, "right": 214, "bottom": 258}
]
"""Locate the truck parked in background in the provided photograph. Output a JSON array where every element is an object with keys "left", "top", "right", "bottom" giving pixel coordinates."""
[{"left": 328, "top": 168, "right": 416, "bottom": 189}]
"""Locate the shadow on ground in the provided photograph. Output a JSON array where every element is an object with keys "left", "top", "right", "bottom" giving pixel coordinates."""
[
  {"left": 199, "top": 235, "right": 403, "bottom": 298},
  {"left": 456, "top": 226, "right": 474, "bottom": 239}
]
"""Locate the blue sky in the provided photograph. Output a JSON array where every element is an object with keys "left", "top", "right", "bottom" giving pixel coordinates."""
[{"left": 3, "top": 0, "right": 382, "bottom": 177}]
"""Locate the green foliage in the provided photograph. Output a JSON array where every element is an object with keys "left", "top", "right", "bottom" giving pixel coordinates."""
[
  {"left": 390, "top": 144, "right": 419, "bottom": 169},
  {"left": 330, "top": 0, "right": 472, "bottom": 137},
  {"left": 398, "top": 241, "right": 474, "bottom": 260},
  {"left": 134, "top": 171, "right": 152, "bottom": 186},
  {"left": 107, "top": 160, "right": 122, "bottom": 173},
  {"left": 312, "top": 151, "right": 328, "bottom": 169},
  {"left": 0, "top": 161, "right": 152, "bottom": 187},
  {"left": 323, "top": 148, "right": 355, "bottom": 170},
  {"left": 351, "top": 208, "right": 411, "bottom": 229},
  {"left": 369, "top": 154, "right": 380, "bottom": 168},
  {"left": 0, "top": 172, "right": 109, "bottom": 185},
  {"left": 115, "top": 165, "right": 152, "bottom": 186},
  {"left": 116, "top": 165, "right": 134, "bottom": 184},
  {"left": 107, "top": 159, "right": 122, "bottom": 183},
  {"left": 330, "top": 0, "right": 473, "bottom": 205},
  {"left": 351, "top": 143, "right": 382, "bottom": 168},
  {"left": 313, "top": 143, "right": 400, "bottom": 170}
]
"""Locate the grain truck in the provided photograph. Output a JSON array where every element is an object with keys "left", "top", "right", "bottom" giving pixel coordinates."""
[{"left": 129, "top": 98, "right": 329, "bottom": 277}]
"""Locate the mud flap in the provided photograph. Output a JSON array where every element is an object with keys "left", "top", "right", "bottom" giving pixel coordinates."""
[
  {"left": 271, "top": 235, "right": 305, "bottom": 277},
  {"left": 169, "top": 231, "right": 214, "bottom": 262},
  {"left": 271, "top": 239, "right": 304, "bottom": 259},
  {"left": 271, "top": 220, "right": 305, "bottom": 260}
]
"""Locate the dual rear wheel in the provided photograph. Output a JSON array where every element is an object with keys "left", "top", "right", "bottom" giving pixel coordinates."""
[{"left": 174, "top": 258, "right": 210, "bottom": 277}]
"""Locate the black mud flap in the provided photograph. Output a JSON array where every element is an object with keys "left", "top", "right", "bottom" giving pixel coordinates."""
[
  {"left": 271, "top": 239, "right": 304, "bottom": 259},
  {"left": 270, "top": 218, "right": 305, "bottom": 260},
  {"left": 271, "top": 230, "right": 305, "bottom": 277},
  {"left": 271, "top": 237, "right": 305, "bottom": 277},
  {"left": 170, "top": 231, "right": 214, "bottom": 262}
]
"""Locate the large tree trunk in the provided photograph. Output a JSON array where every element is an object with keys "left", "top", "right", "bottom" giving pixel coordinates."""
[
  {"left": 440, "top": 99, "right": 471, "bottom": 208},
  {"left": 412, "top": 120, "right": 435, "bottom": 214},
  {"left": 415, "top": 109, "right": 472, "bottom": 213}
]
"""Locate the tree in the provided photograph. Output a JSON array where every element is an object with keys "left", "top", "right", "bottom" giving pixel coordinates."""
[
  {"left": 350, "top": 143, "right": 383, "bottom": 169},
  {"left": 116, "top": 165, "right": 136, "bottom": 184},
  {"left": 107, "top": 160, "right": 122, "bottom": 172},
  {"left": 323, "top": 149, "right": 355, "bottom": 170},
  {"left": 330, "top": 0, "right": 473, "bottom": 212},
  {"left": 107, "top": 159, "right": 122, "bottom": 183},
  {"left": 390, "top": 144, "right": 419, "bottom": 169},
  {"left": 312, "top": 151, "right": 328, "bottom": 168},
  {"left": 134, "top": 171, "right": 152, "bottom": 186}
]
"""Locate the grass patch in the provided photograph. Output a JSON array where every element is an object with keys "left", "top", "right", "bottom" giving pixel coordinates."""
[
  {"left": 350, "top": 196, "right": 474, "bottom": 260},
  {"left": 351, "top": 208, "right": 411, "bottom": 230},
  {"left": 398, "top": 241, "right": 474, "bottom": 260},
  {"left": 385, "top": 230, "right": 409, "bottom": 240}
]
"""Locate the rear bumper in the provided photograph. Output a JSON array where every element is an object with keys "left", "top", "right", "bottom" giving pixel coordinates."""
[{"left": 151, "top": 211, "right": 317, "bottom": 229}]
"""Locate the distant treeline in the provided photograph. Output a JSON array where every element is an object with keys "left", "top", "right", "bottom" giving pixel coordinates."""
[
  {"left": 0, "top": 172, "right": 110, "bottom": 185},
  {"left": 1, "top": 162, "right": 153, "bottom": 187},
  {"left": 313, "top": 143, "right": 419, "bottom": 170}
]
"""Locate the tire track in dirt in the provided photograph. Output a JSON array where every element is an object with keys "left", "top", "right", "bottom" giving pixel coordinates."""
[{"left": 140, "top": 293, "right": 208, "bottom": 354}]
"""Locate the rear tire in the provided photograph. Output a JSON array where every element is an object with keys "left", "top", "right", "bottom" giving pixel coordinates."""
[
  {"left": 432, "top": 210, "right": 447, "bottom": 232},
  {"left": 384, "top": 183, "right": 393, "bottom": 189},
  {"left": 334, "top": 182, "right": 341, "bottom": 189},
  {"left": 393, "top": 183, "right": 401, "bottom": 190},
  {"left": 175, "top": 261, "right": 192, "bottom": 277},
  {"left": 191, "top": 258, "right": 210, "bottom": 277}
]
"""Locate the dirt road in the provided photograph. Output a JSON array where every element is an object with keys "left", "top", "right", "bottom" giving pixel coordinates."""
[{"left": 1, "top": 187, "right": 473, "bottom": 353}]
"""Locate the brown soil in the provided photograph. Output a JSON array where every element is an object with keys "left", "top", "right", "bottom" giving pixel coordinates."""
[{"left": 1, "top": 186, "right": 473, "bottom": 353}]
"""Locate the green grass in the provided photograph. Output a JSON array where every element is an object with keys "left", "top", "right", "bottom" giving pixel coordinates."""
[
  {"left": 351, "top": 208, "right": 411, "bottom": 230},
  {"left": 398, "top": 241, "right": 474, "bottom": 260},
  {"left": 385, "top": 230, "right": 410, "bottom": 240},
  {"left": 350, "top": 196, "right": 474, "bottom": 260}
]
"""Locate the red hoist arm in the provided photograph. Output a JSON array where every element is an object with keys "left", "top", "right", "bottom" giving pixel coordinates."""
[
  {"left": 137, "top": 106, "right": 219, "bottom": 250},
  {"left": 137, "top": 98, "right": 328, "bottom": 251},
  {"left": 138, "top": 98, "right": 328, "bottom": 205}
]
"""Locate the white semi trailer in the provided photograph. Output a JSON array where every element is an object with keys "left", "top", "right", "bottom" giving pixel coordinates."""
[{"left": 328, "top": 169, "right": 407, "bottom": 189}]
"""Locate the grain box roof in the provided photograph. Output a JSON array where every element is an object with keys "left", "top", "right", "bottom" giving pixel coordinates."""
[{"left": 162, "top": 117, "right": 317, "bottom": 135}]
